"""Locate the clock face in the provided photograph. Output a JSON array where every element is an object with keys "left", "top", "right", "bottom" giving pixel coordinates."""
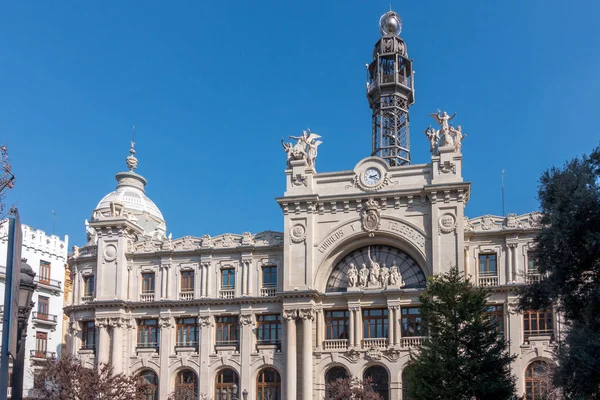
[{"left": 363, "top": 167, "right": 381, "bottom": 185}]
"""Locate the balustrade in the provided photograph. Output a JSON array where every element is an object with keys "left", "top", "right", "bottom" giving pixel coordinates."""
[
  {"left": 219, "top": 289, "right": 235, "bottom": 299},
  {"left": 401, "top": 336, "right": 425, "bottom": 347},
  {"left": 179, "top": 291, "right": 194, "bottom": 300},
  {"left": 140, "top": 293, "right": 155, "bottom": 302},
  {"left": 361, "top": 338, "right": 388, "bottom": 349},
  {"left": 260, "top": 287, "right": 276, "bottom": 297},
  {"left": 478, "top": 276, "right": 499, "bottom": 287},
  {"left": 322, "top": 339, "right": 348, "bottom": 350}
]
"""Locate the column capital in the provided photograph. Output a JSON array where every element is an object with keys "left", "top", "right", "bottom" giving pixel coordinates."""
[
  {"left": 198, "top": 315, "right": 214, "bottom": 328},
  {"left": 348, "top": 305, "right": 361, "bottom": 312},
  {"left": 95, "top": 317, "right": 110, "bottom": 329},
  {"left": 298, "top": 308, "right": 314, "bottom": 321},
  {"left": 239, "top": 313, "right": 254, "bottom": 326},
  {"left": 108, "top": 317, "right": 124, "bottom": 328},
  {"left": 201, "top": 261, "right": 211, "bottom": 268},
  {"left": 283, "top": 309, "right": 298, "bottom": 321},
  {"left": 159, "top": 316, "right": 173, "bottom": 328},
  {"left": 68, "top": 320, "right": 81, "bottom": 334}
]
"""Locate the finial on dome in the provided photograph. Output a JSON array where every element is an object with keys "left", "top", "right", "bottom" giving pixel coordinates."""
[
  {"left": 126, "top": 125, "right": 139, "bottom": 171},
  {"left": 379, "top": 9, "right": 402, "bottom": 36}
]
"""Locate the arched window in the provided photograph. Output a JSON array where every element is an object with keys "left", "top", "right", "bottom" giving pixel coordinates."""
[
  {"left": 327, "top": 245, "right": 426, "bottom": 292},
  {"left": 525, "top": 361, "right": 551, "bottom": 400},
  {"left": 256, "top": 368, "right": 281, "bottom": 400},
  {"left": 215, "top": 368, "right": 240, "bottom": 400},
  {"left": 325, "top": 366, "right": 349, "bottom": 384},
  {"left": 364, "top": 366, "right": 389, "bottom": 400},
  {"left": 175, "top": 369, "right": 198, "bottom": 400},
  {"left": 137, "top": 370, "right": 158, "bottom": 400}
]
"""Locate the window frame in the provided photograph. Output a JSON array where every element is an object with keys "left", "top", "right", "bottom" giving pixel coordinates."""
[
  {"left": 478, "top": 253, "right": 498, "bottom": 277},
  {"left": 180, "top": 270, "right": 194, "bottom": 292},
  {"left": 261, "top": 265, "right": 277, "bottom": 288},
  {"left": 83, "top": 275, "right": 95, "bottom": 296},
  {"left": 137, "top": 319, "right": 160, "bottom": 348},
  {"left": 81, "top": 321, "right": 96, "bottom": 350},
  {"left": 141, "top": 272, "right": 156, "bottom": 294},
  {"left": 362, "top": 308, "right": 388, "bottom": 339},
  {"left": 485, "top": 304, "right": 505, "bottom": 335},
  {"left": 37, "top": 296, "right": 50, "bottom": 318},
  {"left": 401, "top": 307, "right": 424, "bottom": 337},
  {"left": 39, "top": 260, "right": 51, "bottom": 284},
  {"left": 176, "top": 317, "right": 198, "bottom": 347},
  {"left": 523, "top": 308, "right": 554, "bottom": 340},
  {"left": 35, "top": 331, "right": 48, "bottom": 357},
  {"left": 256, "top": 314, "right": 282, "bottom": 346},
  {"left": 325, "top": 310, "right": 350, "bottom": 340},
  {"left": 215, "top": 316, "right": 239, "bottom": 346},
  {"left": 221, "top": 268, "right": 235, "bottom": 290}
]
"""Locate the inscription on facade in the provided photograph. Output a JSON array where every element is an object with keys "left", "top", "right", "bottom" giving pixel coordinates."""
[
  {"left": 317, "top": 229, "right": 344, "bottom": 254},
  {"left": 387, "top": 220, "right": 426, "bottom": 250}
]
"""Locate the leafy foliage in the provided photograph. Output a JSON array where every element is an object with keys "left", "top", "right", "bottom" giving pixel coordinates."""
[
  {"left": 31, "top": 355, "right": 152, "bottom": 400},
  {"left": 405, "top": 267, "right": 516, "bottom": 400},
  {"left": 519, "top": 145, "right": 600, "bottom": 398},
  {"left": 325, "top": 377, "right": 383, "bottom": 400}
]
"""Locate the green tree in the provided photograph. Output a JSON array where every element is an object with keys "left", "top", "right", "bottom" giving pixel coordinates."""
[
  {"left": 405, "top": 267, "right": 516, "bottom": 400},
  {"left": 519, "top": 145, "right": 600, "bottom": 399}
]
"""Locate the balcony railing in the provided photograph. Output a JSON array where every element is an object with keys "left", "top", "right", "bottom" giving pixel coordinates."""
[
  {"left": 179, "top": 291, "right": 194, "bottom": 301},
  {"left": 215, "top": 339, "right": 239, "bottom": 347},
  {"left": 136, "top": 342, "right": 159, "bottom": 350},
  {"left": 35, "top": 277, "right": 62, "bottom": 289},
  {"left": 525, "top": 273, "right": 542, "bottom": 284},
  {"left": 478, "top": 275, "right": 499, "bottom": 287},
  {"left": 78, "top": 245, "right": 98, "bottom": 257},
  {"left": 30, "top": 350, "right": 56, "bottom": 359},
  {"left": 361, "top": 338, "right": 388, "bottom": 349},
  {"left": 140, "top": 293, "right": 155, "bottom": 302},
  {"left": 524, "top": 329, "right": 554, "bottom": 342},
  {"left": 32, "top": 312, "right": 58, "bottom": 323},
  {"left": 323, "top": 339, "right": 349, "bottom": 350},
  {"left": 401, "top": 336, "right": 426, "bottom": 347},
  {"left": 260, "top": 287, "right": 276, "bottom": 297},
  {"left": 219, "top": 289, "right": 235, "bottom": 299},
  {"left": 81, "top": 295, "right": 94, "bottom": 303}
]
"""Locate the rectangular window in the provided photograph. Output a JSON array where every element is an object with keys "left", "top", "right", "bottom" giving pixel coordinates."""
[
  {"left": 221, "top": 269, "right": 235, "bottom": 290},
  {"left": 81, "top": 321, "right": 96, "bottom": 350},
  {"left": 83, "top": 275, "right": 95, "bottom": 296},
  {"left": 142, "top": 272, "right": 155, "bottom": 294},
  {"left": 37, "top": 296, "right": 50, "bottom": 318},
  {"left": 527, "top": 252, "right": 539, "bottom": 274},
  {"left": 180, "top": 271, "right": 194, "bottom": 292},
  {"left": 401, "top": 307, "right": 424, "bottom": 337},
  {"left": 325, "top": 310, "right": 349, "bottom": 340},
  {"left": 485, "top": 304, "right": 505, "bottom": 335},
  {"left": 215, "top": 316, "right": 239, "bottom": 345},
  {"left": 35, "top": 332, "right": 48, "bottom": 357},
  {"left": 39, "top": 261, "right": 51, "bottom": 284},
  {"left": 362, "top": 308, "right": 388, "bottom": 339},
  {"left": 137, "top": 319, "right": 160, "bottom": 348},
  {"left": 176, "top": 317, "right": 198, "bottom": 347},
  {"left": 256, "top": 314, "right": 282, "bottom": 345},
  {"left": 479, "top": 253, "right": 497, "bottom": 276},
  {"left": 262, "top": 266, "right": 277, "bottom": 288},
  {"left": 523, "top": 309, "right": 554, "bottom": 339}
]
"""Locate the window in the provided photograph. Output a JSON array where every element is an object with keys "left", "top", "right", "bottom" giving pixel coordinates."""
[
  {"left": 485, "top": 304, "right": 505, "bottom": 335},
  {"left": 180, "top": 271, "right": 194, "bottom": 292},
  {"left": 523, "top": 309, "right": 554, "bottom": 339},
  {"left": 325, "top": 366, "right": 349, "bottom": 384},
  {"left": 527, "top": 252, "right": 539, "bottom": 274},
  {"left": 362, "top": 308, "right": 388, "bottom": 339},
  {"left": 262, "top": 266, "right": 277, "bottom": 288},
  {"left": 256, "top": 314, "right": 282, "bottom": 345},
  {"left": 37, "top": 296, "right": 49, "bottom": 318},
  {"left": 256, "top": 368, "right": 281, "bottom": 400},
  {"left": 142, "top": 273, "right": 155, "bottom": 294},
  {"left": 325, "top": 310, "right": 349, "bottom": 340},
  {"left": 215, "top": 368, "right": 239, "bottom": 400},
  {"left": 137, "top": 319, "right": 160, "bottom": 348},
  {"left": 401, "top": 307, "right": 424, "bottom": 337},
  {"left": 479, "top": 253, "right": 497, "bottom": 276},
  {"left": 176, "top": 317, "right": 198, "bottom": 347},
  {"left": 175, "top": 369, "right": 198, "bottom": 400},
  {"left": 221, "top": 268, "right": 235, "bottom": 290},
  {"left": 39, "top": 260, "right": 51, "bottom": 284},
  {"left": 525, "top": 361, "right": 551, "bottom": 400},
  {"left": 215, "top": 316, "right": 239, "bottom": 346},
  {"left": 81, "top": 321, "right": 96, "bottom": 350},
  {"left": 35, "top": 332, "right": 48, "bottom": 357},
  {"left": 364, "top": 365, "right": 389, "bottom": 400},
  {"left": 138, "top": 370, "right": 159, "bottom": 400},
  {"left": 83, "top": 275, "right": 95, "bottom": 296}
]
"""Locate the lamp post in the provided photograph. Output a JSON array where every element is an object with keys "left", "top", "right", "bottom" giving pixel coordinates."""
[
  {"left": 232, "top": 383, "right": 238, "bottom": 400},
  {"left": 242, "top": 389, "right": 248, "bottom": 400},
  {"left": 11, "top": 259, "right": 37, "bottom": 400}
]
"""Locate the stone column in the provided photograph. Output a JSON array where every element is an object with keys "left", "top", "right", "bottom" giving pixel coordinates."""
[
  {"left": 348, "top": 309, "right": 355, "bottom": 348},
  {"left": 124, "top": 318, "right": 135, "bottom": 375},
  {"left": 96, "top": 318, "right": 110, "bottom": 366},
  {"left": 69, "top": 321, "right": 81, "bottom": 354},
  {"left": 388, "top": 308, "right": 394, "bottom": 346},
  {"left": 283, "top": 309, "right": 297, "bottom": 400},
  {"left": 198, "top": 315, "right": 213, "bottom": 396},
  {"left": 355, "top": 307, "right": 363, "bottom": 348},
  {"left": 247, "top": 260, "right": 253, "bottom": 296},
  {"left": 300, "top": 309, "right": 314, "bottom": 400},
  {"left": 511, "top": 243, "right": 519, "bottom": 282},
  {"left": 506, "top": 244, "right": 513, "bottom": 283},
  {"left": 110, "top": 318, "right": 123, "bottom": 374},
  {"left": 315, "top": 309, "right": 323, "bottom": 351},
  {"left": 158, "top": 316, "right": 172, "bottom": 400},
  {"left": 239, "top": 314, "right": 254, "bottom": 397},
  {"left": 73, "top": 269, "right": 80, "bottom": 305},
  {"left": 201, "top": 262, "right": 209, "bottom": 297},
  {"left": 393, "top": 307, "right": 401, "bottom": 346}
]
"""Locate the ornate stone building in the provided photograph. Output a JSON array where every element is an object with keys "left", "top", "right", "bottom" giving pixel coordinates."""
[{"left": 64, "top": 10, "right": 555, "bottom": 400}]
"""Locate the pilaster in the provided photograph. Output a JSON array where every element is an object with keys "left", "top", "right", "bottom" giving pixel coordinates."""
[
  {"left": 158, "top": 316, "right": 173, "bottom": 400},
  {"left": 239, "top": 312, "right": 254, "bottom": 397},
  {"left": 283, "top": 309, "right": 298, "bottom": 400},
  {"left": 198, "top": 314, "right": 214, "bottom": 396}
]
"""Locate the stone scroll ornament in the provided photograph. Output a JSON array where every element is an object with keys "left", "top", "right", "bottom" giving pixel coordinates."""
[
  {"left": 425, "top": 110, "right": 466, "bottom": 155},
  {"left": 281, "top": 129, "right": 322, "bottom": 168}
]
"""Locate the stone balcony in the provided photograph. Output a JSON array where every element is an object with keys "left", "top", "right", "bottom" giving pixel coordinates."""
[
  {"left": 478, "top": 275, "right": 499, "bottom": 287},
  {"left": 219, "top": 289, "right": 235, "bottom": 299},
  {"left": 32, "top": 312, "right": 58, "bottom": 327},
  {"left": 81, "top": 294, "right": 94, "bottom": 303},
  {"left": 361, "top": 338, "right": 388, "bottom": 349},
  {"left": 35, "top": 277, "right": 62, "bottom": 293},
  {"left": 260, "top": 287, "right": 276, "bottom": 297},
  {"left": 322, "top": 339, "right": 348, "bottom": 351},
  {"left": 140, "top": 293, "right": 155, "bottom": 302},
  {"left": 30, "top": 350, "right": 56, "bottom": 360},
  {"left": 179, "top": 291, "right": 194, "bottom": 301},
  {"left": 525, "top": 273, "right": 542, "bottom": 284},
  {"left": 400, "top": 336, "right": 426, "bottom": 347}
]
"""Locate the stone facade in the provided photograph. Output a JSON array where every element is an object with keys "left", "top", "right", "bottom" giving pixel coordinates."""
[
  {"left": 0, "top": 222, "right": 69, "bottom": 397},
  {"left": 63, "top": 9, "right": 555, "bottom": 400}
]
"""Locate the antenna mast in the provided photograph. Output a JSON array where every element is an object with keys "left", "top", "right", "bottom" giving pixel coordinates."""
[{"left": 501, "top": 170, "right": 505, "bottom": 217}]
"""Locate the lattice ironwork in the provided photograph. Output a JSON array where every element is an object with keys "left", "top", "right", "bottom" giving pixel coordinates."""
[{"left": 326, "top": 245, "right": 426, "bottom": 292}]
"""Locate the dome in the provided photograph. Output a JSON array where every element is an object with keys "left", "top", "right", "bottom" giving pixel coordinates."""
[{"left": 96, "top": 185, "right": 165, "bottom": 224}]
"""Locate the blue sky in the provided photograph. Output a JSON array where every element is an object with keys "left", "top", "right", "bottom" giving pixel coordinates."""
[{"left": 1, "top": 0, "right": 599, "bottom": 246}]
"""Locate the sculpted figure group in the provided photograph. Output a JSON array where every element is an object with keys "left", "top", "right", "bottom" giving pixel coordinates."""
[
  {"left": 425, "top": 110, "right": 466, "bottom": 155},
  {"left": 281, "top": 129, "right": 323, "bottom": 168},
  {"left": 346, "top": 247, "right": 405, "bottom": 290}
]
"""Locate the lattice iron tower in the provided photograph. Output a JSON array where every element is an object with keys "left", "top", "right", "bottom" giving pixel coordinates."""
[{"left": 366, "top": 10, "right": 415, "bottom": 166}]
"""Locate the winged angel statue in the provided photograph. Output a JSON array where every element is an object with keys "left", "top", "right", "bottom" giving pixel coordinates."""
[
  {"left": 424, "top": 110, "right": 466, "bottom": 154},
  {"left": 281, "top": 129, "right": 322, "bottom": 168}
]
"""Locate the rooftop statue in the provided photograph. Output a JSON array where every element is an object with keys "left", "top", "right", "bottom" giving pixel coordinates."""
[
  {"left": 426, "top": 110, "right": 465, "bottom": 154},
  {"left": 281, "top": 129, "right": 322, "bottom": 168}
]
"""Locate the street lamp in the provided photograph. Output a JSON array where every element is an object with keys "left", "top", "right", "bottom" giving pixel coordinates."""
[
  {"left": 242, "top": 389, "right": 248, "bottom": 400},
  {"left": 232, "top": 383, "right": 238, "bottom": 400},
  {"left": 11, "top": 259, "right": 37, "bottom": 400}
]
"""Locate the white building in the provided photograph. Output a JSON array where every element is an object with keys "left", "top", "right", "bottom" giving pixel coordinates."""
[
  {"left": 64, "top": 10, "right": 556, "bottom": 400},
  {"left": 0, "top": 222, "right": 69, "bottom": 397}
]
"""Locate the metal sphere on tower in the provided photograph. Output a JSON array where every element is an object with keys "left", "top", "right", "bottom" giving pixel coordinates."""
[{"left": 379, "top": 11, "right": 402, "bottom": 36}]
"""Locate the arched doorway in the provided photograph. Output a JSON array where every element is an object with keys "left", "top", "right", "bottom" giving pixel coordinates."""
[
  {"left": 525, "top": 361, "right": 551, "bottom": 400},
  {"left": 325, "top": 366, "right": 350, "bottom": 384},
  {"left": 364, "top": 365, "right": 389, "bottom": 400},
  {"left": 137, "top": 369, "right": 158, "bottom": 400},
  {"left": 256, "top": 367, "right": 281, "bottom": 400},
  {"left": 175, "top": 369, "right": 198, "bottom": 400},
  {"left": 215, "top": 368, "right": 240, "bottom": 400}
]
